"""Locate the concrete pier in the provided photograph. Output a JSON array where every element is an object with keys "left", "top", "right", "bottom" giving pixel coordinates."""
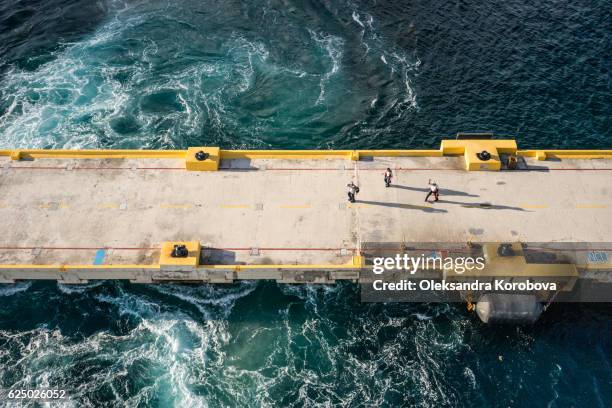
[{"left": 0, "top": 141, "right": 611, "bottom": 284}]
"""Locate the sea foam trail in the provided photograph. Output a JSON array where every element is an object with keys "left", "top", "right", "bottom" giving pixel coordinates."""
[
  {"left": 350, "top": 6, "right": 420, "bottom": 110},
  {"left": 309, "top": 29, "right": 345, "bottom": 105},
  {"left": 0, "top": 282, "right": 260, "bottom": 406},
  {"left": 274, "top": 283, "right": 471, "bottom": 406},
  {"left": 0, "top": 2, "right": 275, "bottom": 150},
  {"left": 57, "top": 281, "right": 104, "bottom": 294},
  {"left": 0, "top": 282, "right": 32, "bottom": 296},
  {"left": 0, "top": 0, "right": 420, "bottom": 151}
]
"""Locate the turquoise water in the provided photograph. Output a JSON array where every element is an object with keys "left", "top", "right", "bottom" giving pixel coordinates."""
[
  {"left": 2, "top": 282, "right": 611, "bottom": 406},
  {"left": 0, "top": 0, "right": 611, "bottom": 406},
  {"left": 1, "top": 0, "right": 609, "bottom": 150}
]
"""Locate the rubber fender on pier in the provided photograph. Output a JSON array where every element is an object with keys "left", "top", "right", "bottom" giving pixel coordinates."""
[{"left": 476, "top": 293, "right": 543, "bottom": 324}]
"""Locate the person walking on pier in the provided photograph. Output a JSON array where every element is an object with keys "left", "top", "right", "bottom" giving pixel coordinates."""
[
  {"left": 384, "top": 168, "right": 393, "bottom": 187},
  {"left": 425, "top": 179, "right": 439, "bottom": 203},
  {"left": 347, "top": 182, "right": 359, "bottom": 203}
]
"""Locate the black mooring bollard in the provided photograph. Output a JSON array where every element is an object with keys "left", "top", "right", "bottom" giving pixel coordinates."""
[
  {"left": 477, "top": 150, "right": 491, "bottom": 161},
  {"left": 171, "top": 244, "right": 189, "bottom": 258},
  {"left": 195, "top": 151, "right": 209, "bottom": 161}
]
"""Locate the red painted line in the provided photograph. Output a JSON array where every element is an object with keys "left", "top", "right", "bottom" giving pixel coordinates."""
[
  {"left": 9, "top": 165, "right": 612, "bottom": 172},
  {"left": 268, "top": 167, "right": 612, "bottom": 171},
  {"left": 9, "top": 166, "right": 184, "bottom": 171},
  {"left": 0, "top": 246, "right": 355, "bottom": 252},
  {"left": 360, "top": 168, "right": 454, "bottom": 171},
  {"left": 526, "top": 247, "right": 612, "bottom": 252},
  {"left": 110, "top": 247, "right": 158, "bottom": 250},
  {"left": 137, "top": 167, "right": 184, "bottom": 170},
  {"left": 365, "top": 246, "right": 612, "bottom": 253},
  {"left": 212, "top": 247, "right": 354, "bottom": 251},
  {"left": 4, "top": 245, "right": 606, "bottom": 253},
  {"left": 73, "top": 167, "right": 131, "bottom": 170},
  {"left": 0, "top": 246, "right": 156, "bottom": 251},
  {"left": 266, "top": 167, "right": 454, "bottom": 171},
  {"left": 547, "top": 168, "right": 612, "bottom": 171},
  {"left": 360, "top": 248, "right": 472, "bottom": 253},
  {"left": 73, "top": 167, "right": 184, "bottom": 170},
  {"left": 10, "top": 166, "right": 66, "bottom": 170},
  {"left": 265, "top": 168, "right": 343, "bottom": 171}
]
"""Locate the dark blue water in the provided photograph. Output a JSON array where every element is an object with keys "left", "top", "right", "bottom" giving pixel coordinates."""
[{"left": 0, "top": 0, "right": 611, "bottom": 406}]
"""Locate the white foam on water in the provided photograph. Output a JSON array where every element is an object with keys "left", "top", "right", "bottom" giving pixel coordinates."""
[
  {"left": 152, "top": 281, "right": 257, "bottom": 318},
  {"left": 57, "top": 281, "right": 104, "bottom": 294},
  {"left": 351, "top": 11, "right": 365, "bottom": 28},
  {"left": 225, "top": 35, "right": 270, "bottom": 94},
  {"left": 0, "top": 0, "right": 419, "bottom": 151},
  {"left": 272, "top": 284, "right": 466, "bottom": 405},
  {"left": 0, "top": 7, "right": 145, "bottom": 149},
  {"left": 25, "top": 282, "right": 257, "bottom": 406},
  {"left": 309, "top": 30, "right": 344, "bottom": 105},
  {"left": 347, "top": 3, "right": 420, "bottom": 115},
  {"left": 544, "top": 360, "right": 569, "bottom": 408},
  {"left": 393, "top": 52, "right": 420, "bottom": 109},
  {"left": 280, "top": 283, "right": 344, "bottom": 316},
  {"left": 463, "top": 366, "right": 477, "bottom": 389},
  {"left": 0, "top": 282, "right": 31, "bottom": 296},
  {"left": 0, "top": 281, "right": 476, "bottom": 406},
  {"left": 0, "top": 1, "right": 278, "bottom": 150},
  {"left": 95, "top": 290, "right": 161, "bottom": 318}
]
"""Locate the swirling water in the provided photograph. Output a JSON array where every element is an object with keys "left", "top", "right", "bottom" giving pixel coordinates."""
[{"left": 0, "top": 0, "right": 611, "bottom": 406}]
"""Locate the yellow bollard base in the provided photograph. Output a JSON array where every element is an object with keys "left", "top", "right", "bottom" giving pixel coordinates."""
[{"left": 185, "top": 147, "right": 220, "bottom": 171}]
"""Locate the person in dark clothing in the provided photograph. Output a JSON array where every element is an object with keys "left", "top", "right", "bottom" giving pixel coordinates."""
[
  {"left": 384, "top": 168, "right": 393, "bottom": 187},
  {"left": 347, "top": 182, "right": 359, "bottom": 203},
  {"left": 425, "top": 179, "right": 439, "bottom": 202}
]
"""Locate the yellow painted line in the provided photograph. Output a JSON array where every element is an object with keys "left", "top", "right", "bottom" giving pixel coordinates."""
[
  {"left": 3, "top": 143, "right": 612, "bottom": 163},
  {"left": 221, "top": 204, "right": 250, "bottom": 209},
  {"left": 6, "top": 149, "right": 185, "bottom": 159},
  {"left": 280, "top": 204, "right": 311, "bottom": 209},
  {"left": 520, "top": 204, "right": 548, "bottom": 209},
  {"left": 98, "top": 202, "right": 119, "bottom": 209},
  {"left": 517, "top": 150, "right": 612, "bottom": 159},
  {"left": 0, "top": 262, "right": 361, "bottom": 271},
  {"left": 576, "top": 204, "right": 607, "bottom": 209},
  {"left": 0, "top": 264, "right": 159, "bottom": 270},
  {"left": 347, "top": 203, "right": 370, "bottom": 209},
  {"left": 577, "top": 263, "right": 612, "bottom": 270},
  {"left": 160, "top": 203, "right": 193, "bottom": 209}
]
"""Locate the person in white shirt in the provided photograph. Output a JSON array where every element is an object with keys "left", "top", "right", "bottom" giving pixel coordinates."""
[
  {"left": 425, "top": 179, "right": 439, "bottom": 202},
  {"left": 347, "top": 182, "right": 359, "bottom": 203},
  {"left": 384, "top": 168, "right": 393, "bottom": 187}
]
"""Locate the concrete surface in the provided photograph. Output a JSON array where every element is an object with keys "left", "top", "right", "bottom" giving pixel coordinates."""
[{"left": 0, "top": 155, "right": 610, "bottom": 272}]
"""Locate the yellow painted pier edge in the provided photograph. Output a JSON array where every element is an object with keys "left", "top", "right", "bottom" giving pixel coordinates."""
[
  {"left": 0, "top": 251, "right": 365, "bottom": 284},
  {"left": 2, "top": 139, "right": 612, "bottom": 171}
]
